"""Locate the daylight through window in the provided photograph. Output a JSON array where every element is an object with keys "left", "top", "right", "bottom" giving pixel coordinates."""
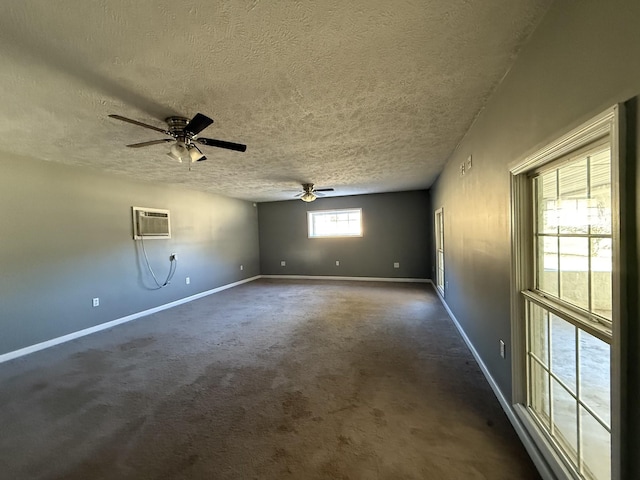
[
  {"left": 527, "top": 140, "right": 613, "bottom": 480},
  {"left": 308, "top": 209, "right": 362, "bottom": 238}
]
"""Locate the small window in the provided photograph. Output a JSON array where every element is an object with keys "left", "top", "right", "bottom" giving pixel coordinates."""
[{"left": 308, "top": 209, "right": 362, "bottom": 238}]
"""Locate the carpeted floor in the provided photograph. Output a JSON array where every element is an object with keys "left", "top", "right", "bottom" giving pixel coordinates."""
[{"left": 0, "top": 279, "right": 540, "bottom": 479}]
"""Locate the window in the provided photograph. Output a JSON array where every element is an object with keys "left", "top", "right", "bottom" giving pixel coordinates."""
[
  {"left": 528, "top": 141, "right": 612, "bottom": 480},
  {"left": 435, "top": 208, "right": 445, "bottom": 295},
  {"left": 510, "top": 106, "right": 622, "bottom": 480},
  {"left": 308, "top": 209, "right": 362, "bottom": 238},
  {"left": 534, "top": 142, "right": 612, "bottom": 324}
]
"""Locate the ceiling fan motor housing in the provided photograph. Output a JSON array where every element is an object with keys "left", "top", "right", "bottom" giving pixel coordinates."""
[{"left": 166, "top": 117, "right": 190, "bottom": 140}]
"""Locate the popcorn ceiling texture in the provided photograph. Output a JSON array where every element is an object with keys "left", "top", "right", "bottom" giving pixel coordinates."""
[{"left": 0, "top": 0, "right": 551, "bottom": 202}]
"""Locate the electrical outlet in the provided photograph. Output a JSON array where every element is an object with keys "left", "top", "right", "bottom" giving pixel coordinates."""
[
  {"left": 500, "top": 340, "right": 506, "bottom": 359},
  {"left": 185, "top": 277, "right": 190, "bottom": 285},
  {"left": 336, "top": 260, "right": 340, "bottom": 266},
  {"left": 467, "top": 155, "right": 473, "bottom": 170},
  {"left": 92, "top": 298, "right": 100, "bottom": 307},
  {"left": 169, "top": 253, "right": 177, "bottom": 261},
  {"left": 240, "top": 265, "right": 244, "bottom": 271},
  {"left": 394, "top": 262, "right": 400, "bottom": 268},
  {"left": 281, "top": 260, "right": 286, "bottom": 267}
]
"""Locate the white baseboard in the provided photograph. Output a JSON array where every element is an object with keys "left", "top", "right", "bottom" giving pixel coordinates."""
[
  {"left": 260, "top": 274, "right": 431, "bottom": 283},
  {"left": 432, "top": 289, "right": 555, "bottom": 480},
  {"left": 0, "top": 275, "right": 261, "bottom": 364}
]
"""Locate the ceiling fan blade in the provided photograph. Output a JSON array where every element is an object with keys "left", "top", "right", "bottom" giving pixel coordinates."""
[
  {"left": 315, "top": 192, "right": 327, "bottom": 197},
  {"left": 314, "top": 188, "right": 335, "bottom": 192},
  {"left": 294, "top": 192, "right": 304, "bottom": 197},
  {"left": 108, "top": 114, "right": 169, "bottom": 134},
  {"left": 185, "top": 113, "right": 214, "bottom": 136},
  {"left": 126, "top": 139, "right": 174, "bottom": 148},
  {"left": 197, "top": 137, "right": 247, "bottom": 152}
]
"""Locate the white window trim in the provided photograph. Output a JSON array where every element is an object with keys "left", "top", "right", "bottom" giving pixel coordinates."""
[
  {"left": 435, "top": 207, "right": 445, "bottom": 296},
  {"left": 307, "top": 208, "right": 363, "bottom": 238},
  {"left": 509, "top": 105, "right": 625, "bottom": 480}
]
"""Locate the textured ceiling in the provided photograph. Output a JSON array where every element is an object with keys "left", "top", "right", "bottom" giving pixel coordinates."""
[{"left": 0, "top": 0, "right": 552, "bottom": 202}]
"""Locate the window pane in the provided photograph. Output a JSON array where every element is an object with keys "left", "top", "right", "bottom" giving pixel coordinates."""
[
  {"left": 558, "top": 158, "right": 588, "bottom": 235},
  {"left": 436, "top": 211, "right": 444, "bottom": 246},
  {"left": 529, "top": 302, "right": 548, "bottom": 366},
  {"left": 559, "top": 236, "right": 589, "bottom": 309},
  {"left": 589, "top": 147, "right": 612, "bottom": 235},
  {"left": 537, "top": 172, "right": 559, "bottom": 234},
  {"left": 580, "top": 407, "right": 611, "bottom": 480},
  {"left": 591, "top": 238, "right": 612, "bottom": 320},
  {"left": 538, "top": 236, "right": 559, "bottom": 296},
  {"left": 552, "top": 378, "right": 578, "bottom": 462},
  {"left": 579, "top": 330, "right": 610, "bottom": 425},
  {"left": 530, "top": 359, "right": 550, "bottom": 425},
  {"left": 551, "top": 314, "right": 576, "bottom": 393}
]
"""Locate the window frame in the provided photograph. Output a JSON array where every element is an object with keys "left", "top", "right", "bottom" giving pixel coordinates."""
[
  {"left": 529, "top": 138, "right": 614, "bottom": 341},
  {"left": 509, "top": 105, "right": 625, "bottom": 480},
  {"left": 434, "top": 207, "right": 445, "bottom": 296},
  {"left": 307, "top": 208, "right": 363, "bottom": 239}
]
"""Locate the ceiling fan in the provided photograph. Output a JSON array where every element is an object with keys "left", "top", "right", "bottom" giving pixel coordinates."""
[
  {"left": 108, "top": 113, "right": 246, "bottom": 163},
  {"left": 294, "top": 183, "right": 334, "bottom": 202}
]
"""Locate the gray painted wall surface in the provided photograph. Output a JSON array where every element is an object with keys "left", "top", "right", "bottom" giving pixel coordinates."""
[
  {"left": 430, "top": 0, "right": 640, "bottom": 476},
  {"left": 259, "top": 191, "right": 431, "bottom": 279},
  {"left": 0, "top": 154, "right": 260, "bottom": 355}
]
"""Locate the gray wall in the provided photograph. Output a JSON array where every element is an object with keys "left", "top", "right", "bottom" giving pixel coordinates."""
[
  {"left": 430, "top": 0, "right": 639, "bottom": 476},
  {"left": 259, "top": 190, "right": 431, "bottom": 279},
  {"left": 0, "top": 153, "right": 260, "bottom": 355}
]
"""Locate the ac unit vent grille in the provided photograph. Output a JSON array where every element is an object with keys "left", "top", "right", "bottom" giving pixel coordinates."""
[{"left": 132, "top": 207, "right": 171, "bottom": 240}]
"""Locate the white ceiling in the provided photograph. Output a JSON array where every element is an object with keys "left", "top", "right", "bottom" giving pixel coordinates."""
[{"left": 0, "top": 0, "right": 551, "bottom": 202}]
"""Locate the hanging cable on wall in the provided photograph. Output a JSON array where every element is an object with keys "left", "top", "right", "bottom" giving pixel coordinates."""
[{"left": 139, "top": 235, "right": 177, "bottom": 289}]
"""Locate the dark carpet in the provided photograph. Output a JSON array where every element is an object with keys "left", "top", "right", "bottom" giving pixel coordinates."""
[{"left": 0, "top": 279, "right": 540, "bottom": 479}]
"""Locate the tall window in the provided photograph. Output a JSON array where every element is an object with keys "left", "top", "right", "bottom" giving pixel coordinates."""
[
  {"left": 528, "top": 141, "right": 612, "bottom": 480},
  {"left": 511, "top": 107, "right": 622, "bottom": 480},
  {"left": 435, "top": 208, "right": 445, "bottom": 295},
  {"left": 308, "top": 209, "right": 362, "bottom": 238}
]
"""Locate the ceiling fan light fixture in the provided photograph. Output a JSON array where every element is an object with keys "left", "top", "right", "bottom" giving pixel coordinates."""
[
  {"left": 187, "top": 145, "right": 206, "bottom": 163},
  {"left": 300, "top": 192, "right": 316, "bottom": 202},
  {"left": 167, "top": 142, "right": 189, "bottom": 162}
]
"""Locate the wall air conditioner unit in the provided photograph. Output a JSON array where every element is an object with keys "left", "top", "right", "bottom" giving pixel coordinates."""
[{"left": 132, "top": 207, "right": 171, "bottom": 240}]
